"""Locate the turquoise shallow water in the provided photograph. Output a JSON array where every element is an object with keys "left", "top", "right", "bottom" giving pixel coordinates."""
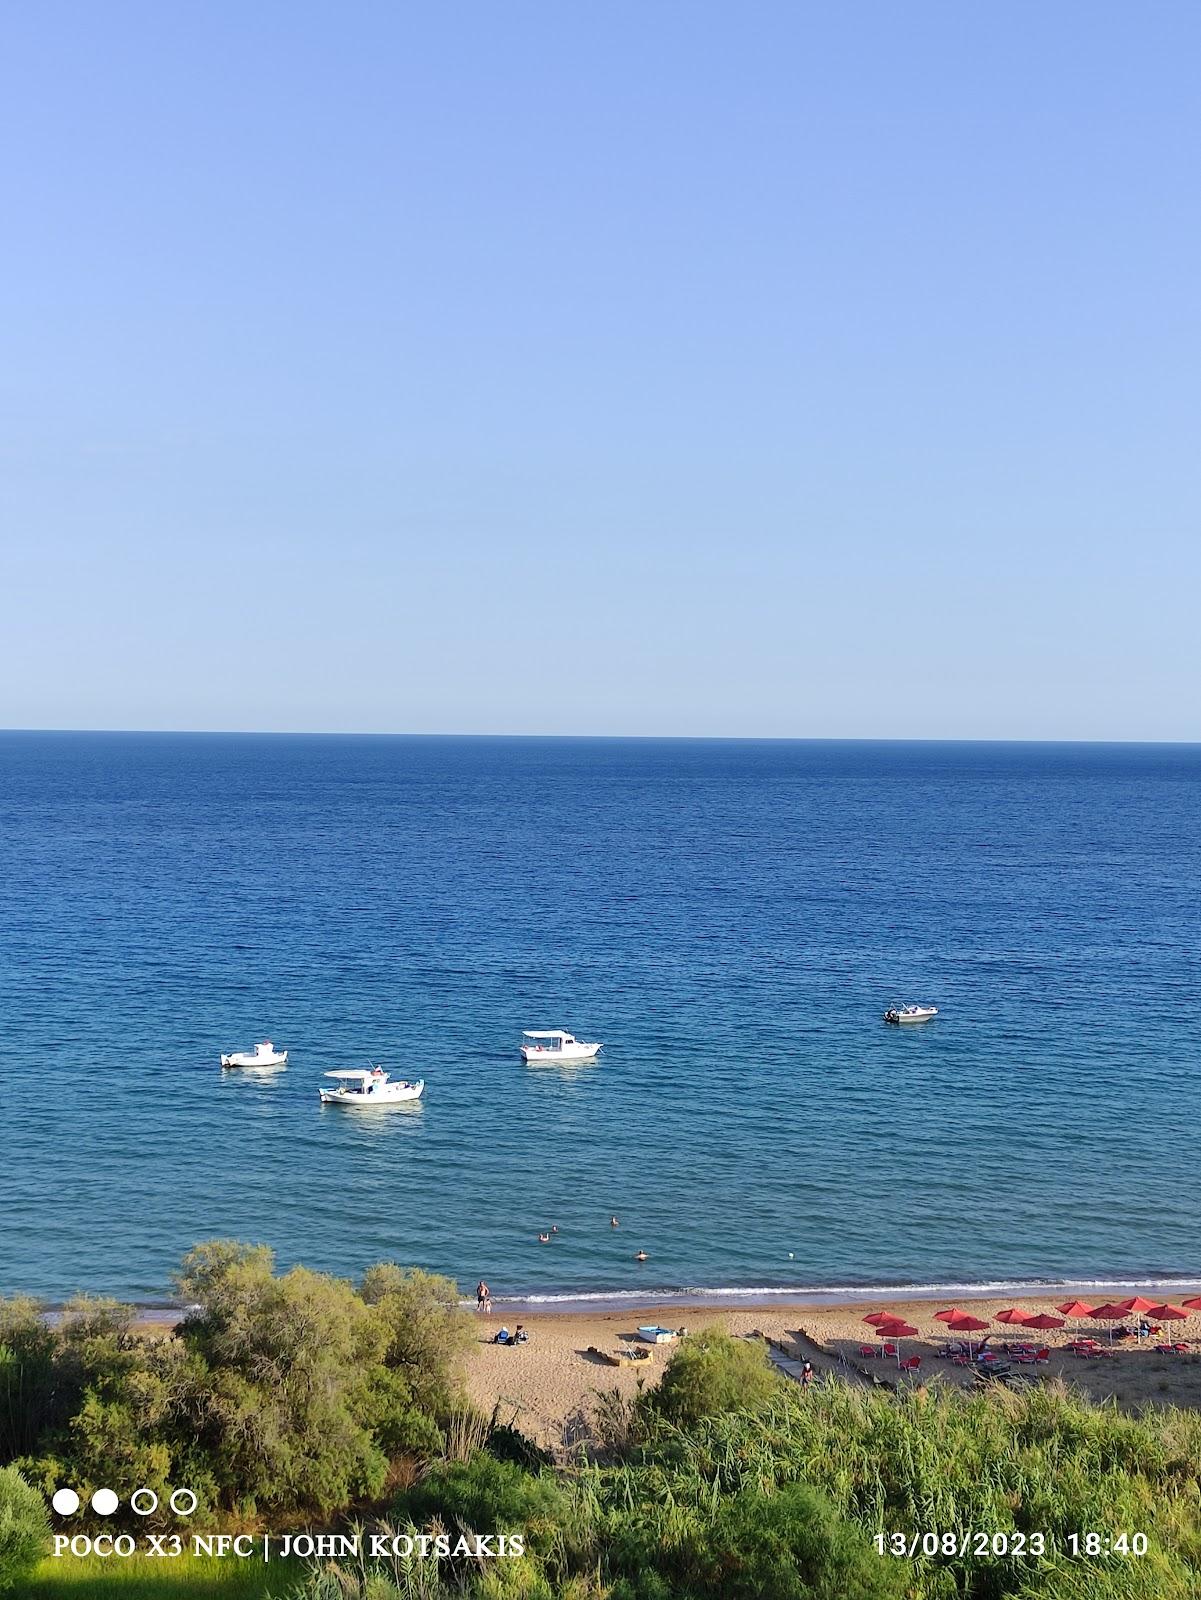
[{"left": 1, "top": 733, "right": 1199, "bottom": 1306}]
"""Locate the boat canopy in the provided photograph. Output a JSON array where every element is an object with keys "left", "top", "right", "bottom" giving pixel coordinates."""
[
  {"left": 523, "top": 1030, "right": 570, "bottom": 1042},
  {"left": 324, "top": 1069, "right": 377, "bottom": 1080}
]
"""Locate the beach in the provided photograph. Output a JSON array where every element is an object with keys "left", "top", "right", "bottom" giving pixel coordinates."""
[{"left": 465, "top": 1296, "right": 1201, "bottom": 1449}]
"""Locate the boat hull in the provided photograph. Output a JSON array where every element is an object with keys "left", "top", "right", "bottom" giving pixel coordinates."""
[
  {"left": 221, "top": 1051, "right": 288, "bottom": 1068},
  {"left": 319, "top": 1080, "right": 425, "bottom": 1106}
]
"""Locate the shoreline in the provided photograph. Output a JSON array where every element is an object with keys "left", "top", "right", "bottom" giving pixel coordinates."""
[
  {"left": 35, "top": 1274, "right": 1201, "bottom": 1325},
  {"left": 482, "top": 1276, "right": 1201, "bottom": 1317}
]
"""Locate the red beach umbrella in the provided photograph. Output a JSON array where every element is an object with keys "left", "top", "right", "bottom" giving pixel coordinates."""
[
  {"left": 1023, "top": 1313, "right": 1065, "bottom": 1333},
  {"left": 1145, "top": 1304, "right": 1187, "bottom": 1323},
  {"left": 877, "top": 1321, "right": 919, "bottom": 1365},
  {"left": 1057, "top": 1300, "right": 1095, "bottom": 1334},
  {"left": 1088, "top": 1303, "right": 1126, "bottom": 1341},
  {"left": 863, "top": 1311, "right": 901, "bottom": 1327},
  {"left": 995, "top": 1309, "right": 1033, "bottom": 1328},
  {"left": 1180, "top": 1296, "right": 1201, "bottom": 1312},
  {"left": 932, "top": 1308, "right": 962, "bottom": 1324},
  {"left": 945, "top": 1311, "right": 990, "bottom": 1332},
  {"left": 944, "top": 1310, "right": 989, "bottom": 1358},
  {"left": 1112, "top": 1296, "right": 1158, "bottom": 1316}
]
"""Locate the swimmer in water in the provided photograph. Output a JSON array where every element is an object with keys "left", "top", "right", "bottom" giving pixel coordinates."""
[
  {"left": 610, "top": 1216, "right": 619, "bottom": 1227},
  {"left": 538, "top": 1233, "right": 550, "bottom": 1244},
  {"left": 634, "top": 1250, "right": 648, "bottom": 1262}
]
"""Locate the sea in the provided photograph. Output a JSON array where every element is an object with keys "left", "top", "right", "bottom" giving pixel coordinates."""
[{"left": 1, "top": 733, "right": 1199, "bottom": 1311}]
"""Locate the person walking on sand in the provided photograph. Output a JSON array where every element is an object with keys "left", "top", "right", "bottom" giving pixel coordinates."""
[{"left": 476, "top": 1280, "right": 491, "bottom": 1313}]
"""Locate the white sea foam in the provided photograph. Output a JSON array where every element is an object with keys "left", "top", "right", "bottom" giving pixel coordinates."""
[{"left": 469, "top": 1277, "right": 1201, "bottom": 1314}]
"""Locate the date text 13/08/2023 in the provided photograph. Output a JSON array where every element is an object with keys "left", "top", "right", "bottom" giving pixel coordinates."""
[{"left": 874, "top": 1532, "right": 1149, "bottom": 1560}]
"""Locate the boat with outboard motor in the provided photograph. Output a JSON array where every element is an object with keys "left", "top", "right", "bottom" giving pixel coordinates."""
[{"left": 883, "top": 1005, "right": 938, "bottom": 1025}]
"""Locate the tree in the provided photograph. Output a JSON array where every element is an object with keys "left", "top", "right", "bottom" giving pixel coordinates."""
[
  {"left": 360, "top": 1264, "right": 475, "bottom": 1412},
  {"left": 649, "top": 1330, "right": 779, "bottom": 1427},
  {"left": 178, "top": 1248, "right": 388, "bottom": 1511}
]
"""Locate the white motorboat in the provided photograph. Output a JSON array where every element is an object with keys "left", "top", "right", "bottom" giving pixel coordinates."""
[
  {"left": 318, "top": 1068, "right": 425, "bottom": 1106},
  {"left": 520, "top": 1030, "right": 602, "bottom": 1063},
  {"left": 221, "top": 1040, "right": 288, "bottom": 1068},
  {"left": 883, "top": 1006, "right": 938, "bottom": 1025}
]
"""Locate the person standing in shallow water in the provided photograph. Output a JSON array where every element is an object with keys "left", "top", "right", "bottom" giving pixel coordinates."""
[{"left": 476, "top": 1280, "right": 491, "bottom": 1313}]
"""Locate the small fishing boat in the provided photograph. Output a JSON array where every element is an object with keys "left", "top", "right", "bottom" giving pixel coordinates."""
[
  {"left": 883, "top": 1006, "right": 938, "bottom": 1025},
  {"left": 520, "top": 1030, "right": 602, "bottom": 1063},
  {"left": 637, "top": 1325, "right": 680, "bottom": 1344},
  {"left": 318, "top": 1068, "right": 425, "bottom": 1106},
  {"left": 221, "top": 1040, "right": 288, "bottom": 1068}
]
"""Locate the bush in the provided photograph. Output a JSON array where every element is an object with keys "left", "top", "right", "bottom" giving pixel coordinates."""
[
  {"left": 648, "top": 1329, "right": 779, "bottom": 1427},
  {"left": 0, "top": 1466, "right": 48, "bottom": 1594}
]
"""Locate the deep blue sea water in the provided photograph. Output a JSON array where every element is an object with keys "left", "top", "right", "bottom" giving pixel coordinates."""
[{"left": 2, "top": 733, "right": 1199, "bottom": 1308}]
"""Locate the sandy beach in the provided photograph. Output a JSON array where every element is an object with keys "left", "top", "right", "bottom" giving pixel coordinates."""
[{"left": 465, "top": 1296, "right": 1201, "bottom": 1449}]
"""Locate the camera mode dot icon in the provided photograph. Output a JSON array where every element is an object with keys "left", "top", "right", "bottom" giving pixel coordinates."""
[
  {"left": 51, "top": 1488, "right": 80, "bottom": 1516},
  {"left": 91, "top": 1488, "right": 119, "bottom": 1516}
]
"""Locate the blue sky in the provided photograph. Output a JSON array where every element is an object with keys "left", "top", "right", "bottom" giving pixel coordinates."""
[{"left": 2, "top": 3, "right": 1198, "bottom": 737}]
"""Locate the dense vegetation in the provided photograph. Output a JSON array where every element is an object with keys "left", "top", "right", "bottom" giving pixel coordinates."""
[
  {"left": 0, "top": 1464, "right": 50, "bottom": 1594},
  {"left": 1, "top": 1242, "right": 473, "bottom": 1524},
  {"left": 5, "top": 1248, "right": 1201, "bottom": 1598}
]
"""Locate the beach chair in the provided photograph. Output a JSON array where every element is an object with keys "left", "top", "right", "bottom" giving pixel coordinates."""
[
  {"left": 882, "top": 1343, "right": 897, "bottom": 1359},
  {"left": 901, "top": 1356, "right": 921, "bottom": 1373},
  {"left": 859, "top": 1344, "right": 875, "bottom": 1359}
]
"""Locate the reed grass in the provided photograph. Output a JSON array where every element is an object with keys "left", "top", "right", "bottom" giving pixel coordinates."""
[{"left": 27, "top": 1549, "right": 301, "bottom": 1598}]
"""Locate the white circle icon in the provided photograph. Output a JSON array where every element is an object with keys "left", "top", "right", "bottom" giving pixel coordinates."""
[
  {"left": 91, "top": 1488, "right": 119, "bottom": 1516},
  {"left": 51, "top": 1488, "right": 80, "bottom": 1515},
  {"left": 169, "top": 1488, "right": 198, "bottom": 1516},
  {"left": 130, "top": 1488, "right": 159, "bottom": 1516}
]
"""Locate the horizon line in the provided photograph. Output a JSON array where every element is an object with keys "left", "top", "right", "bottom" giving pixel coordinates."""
[{"left": 2, "top": 727, "right": 1201, "bottom": 747}]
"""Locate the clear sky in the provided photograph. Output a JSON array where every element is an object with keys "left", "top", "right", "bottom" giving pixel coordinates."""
[{"left": 2, "top": 3, "right": 1198, "bottom": 738}]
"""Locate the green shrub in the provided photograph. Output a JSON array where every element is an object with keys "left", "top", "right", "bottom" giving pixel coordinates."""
[
  {"left": 0, "top": 1466, "right": 48, "bottom": 1594},
  {"left": 647, "top": 1329, "right": 779, "bottom": 1427}
]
